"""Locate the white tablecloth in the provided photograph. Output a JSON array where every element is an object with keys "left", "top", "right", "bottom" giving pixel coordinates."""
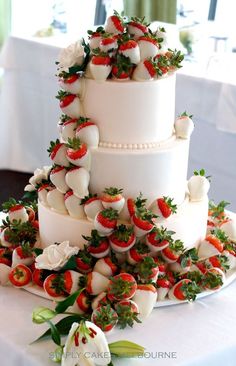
[
  {"left": 0, "top": 36, "right": 236, "bottom": 210},
  {"left": 0, "top": 281, "right": 236, "bottom": 366}
]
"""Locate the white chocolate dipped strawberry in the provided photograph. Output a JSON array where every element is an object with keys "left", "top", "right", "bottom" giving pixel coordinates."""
[
  {"left": 132, "top": 59, "right": 157, "bottom": 81},
  {"left": 57, "top": 91, "right": 81, "bottom": 118},
  {"left": 91, "top": 292, "right": 108, "bottom": 310},
  {"left": 88, "top": 27, "right": 105, "bottom": 50},
  {"left": 93, "top": 256, "right": 118, "bottom": 277},
  {"left": 222, "top": 246, "right": 236, "bottom": 270},
  {"left": 47, "top": 188, "right": 67, "bottom": 214},
  {"left": 0, "top": 228, "right": 14, "bottom": 248},
  {"left": 119, "top": 193, "right": 146, "bottom": 221},
  {"left": 63, "top": 270, "right": 82, "bottom": 295},
  {"left": 161, "top": 239, "right": 184, "bottom": 264},
  {"left": 64, "top": 190, "right": 85, "bottom": 219},
  {"left": 114, "top": 299, "right": 140, "bottom": 329},
  {"left": 105, "top": 11, "right": 125, "bottom": 34},
  {"left": 65, "top": 167, "right": 90, "bottom": 198},
  {"left": 168, "top": 279, "right": 200, "bottom": 301},
  {"left": 127, "top": 17, "right": 148, "bottom": 40},
  {"left": 169, "top": 248, "right": 199, "bottom": 274},
  {"left": 60, "top": 117, "right": 78, "bottom": 142},
  {"left": 107, "top": 273, "right": 137, "bottom": 302},
  {"left": 149, "top": 196, "right": 177, "bottom": 219},
  {"left": 138, "top": 34, "right": 160, "bottom": 61},
  {"left": 85, "top": 271, "right": 110, "bottom": 296},
  {"left": 100, "top": 35, "right": 118, "bottom": 54},
  {"left": 156, "top": 276, "right": 172, "bottom": 301},
  {"left": 12, "top": 244, "right": 34, "bottom": 267},
  {"left": 91, "top": 304, "right": 118, "bottom": 333},
  {"left": 59, "top": 74, "right": 83, "bottom": 95},
  {"left": 127, "top": 241, "right": 150, "bottom": 265},
  {"left": 90, "top": 52, "right": 112, "bottom": 81},
  {"left": 136, "top": 256, "right": 159, "bottom": 283},
  {"left": 175, "top": 112, "right": 194, "bottom": 139},
  {"left": 132, "top": 206, "right": 157, "bottom": 237},
  {"left": 219, "top": 217, "right": 236, "bottom": 241},
  {"left": 112, "top": 54, "right": 134, "bottom": 80},
  {"left": 154, "top": 26, "right": 167, "bottom": 49},
  {"left": 94, "top": 208, "right": 118, "bottom": 235},
  {"left": 66, "top": 137, "right": 91, "bottom": 170},
  {"left": 188, "top": 169, "right": 210, "bottom": 202},
  {"left": 132, "top": 283, "right": 157, "bottom": 320},
  {"left": 83, "top": 229, "right": 110, "bottom": 259},
  {"left": 2, "top": 198, "right": 29, "bottom": 224},
  {"left": 81, "top": 194, "right": 103, "bottom": 221},
  {"left": 198, "top": 229, "right": 226, "bottom": 259},
  {"left": 47, "top": 139, "right": 70, "bottom": 167},
  {"left": 146, "top": 226, "right": 175, "bottom": 252},
  {"left": 207, "top": 200, "right": 230, "bottom": 232},
  {"left": 0, "top": 263, "right": 11, "bottom": 286},
  {"left": 101, "top": 187, "right": 125, "bottom": 213},
  {"left": 202, "top": 267, "right": 225, "bottom": 291},
  {"left": 74, "top": 290, "right": 91, "bottom": 314},
  {"left": 75, "top": 117, "right": 99, "bottom": 148},
  {"left": 109, "top": 224, "right": 135, "bottom": 253},
  {"left": 118, "top": 39, "right": 140, "bottom": 64},
  {"left": 38, "top": 184, "right": 54, "bottom": 207},
  {"left": 50, "top": 166, "right": 69, "bottom": 193}
]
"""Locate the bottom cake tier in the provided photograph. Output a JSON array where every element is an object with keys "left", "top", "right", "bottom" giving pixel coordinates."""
[{"left": 38, "top": 194, "right": 208, "bottom": 249}]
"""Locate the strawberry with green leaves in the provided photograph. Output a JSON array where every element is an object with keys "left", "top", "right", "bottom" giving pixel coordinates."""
[
  {"left": 66, "top": 137, "right": 91, "bottom": 170},
  {"left": 136, "top": 256, "right": 159, "bottom": 282},
  {"left": 153, "top": 256, "right": 167, "bottom": 276},
  {"left": 132, "top": 283, "right": 157, "bottom": 320},
  {"left": 120, "top": 193, "right": 146, "bottom": 221},
  {"left": 127, "top": 241, "right": 150, "bottom": 265},
  {"left": 198, "top": 229, "right": 228, "bottom": 259},
  {"left": 202, "top": 267, "right": 225, "bottom": 291},
  {"left": 43, "top": 273, "right": 65, "bottom": 298},
  {"left": 146, "top": 226, "right": 175, "bottom": 252},
  {"left": 101, "top": 187, "right": 125, "bottom": 213},
  {"left": 112, "top": 53, "right": 134, "bottom": 79},
  {"left": 50, "top": 166, "right": 69, "bottom": 194},
  {"left": 205, "top": 254, "right": 230, "bottom": 272},
  {"left": 100, "top": 34, "right": 118, "bottom": 54},
  {"left": 115, "top": 300, "right": 141, "bottom": 329},
  {"left": 149, "top": 196, "right": 177, "bottom": 219},
  {"left": 91, "top": 305, "right": 118, "bottom": 332},
  {"left": 175, "top": 111, "right": 194, "bottom": 139},
  {"left": 47, "top": 139, "right": 69, "bottom": 167},
  {"left": 75, "top": 117, "right": 99, "bottom": 148},
  {"left": 91, "top": 291, "right": 109, "bottom": 310},
  {"left": 188, "top": 169, "right": 210, "bottom": 202},
  {"left": 64, "top": 190, "right": 85, "bottom": 219},
  {"left": 75, "top": 246, "right": 94, "bottom": 274},
  {"left": 109, "top": 224, "right": 135, "bottom": 253},
  {"left": 12, "top": 242, "right": 34, "bottom": 267},
  {"left": 9, "top": 264, "right": 32, "bottom": 288},
  {"left": 75, "top": 290, "right": 91, "bottom": 314},
  {"left": 127, "top": 16, "right": 149, "bottom": 40},
  {"left": 38, "top": 184, "right": 54, "bottom": 207},
  {"left": 165, "top": 49, "right": 184, "bottom": 71},
  {"left": 81, "top": 194, "right": 103, "bottom": 221},
  {"left": 32, "top": 268, "right": 48, "bottom": 288},
  {"left": 118, "top": 39, "right": 140, "bottom": 65},
  {"left": 90, "top": 51, "right": 112, "bottom": 81},
  {"left": 107, "top": 273, "right": 137, "bottom": 302},
  {"left": 208, "top": 200, "right": 230, "bottom": 229},
  {"left": 59, "top": 73, "right": 83, "bottom": 95},
  {"left": 60, "top": 116, "right": 77, "bottom": 142},
  {"left": 132, "top": 206, "right": 157, "bottom": 237},
  {"left": 83, "top": 229, "right": 110, "bottom": 259},
  {"left": 170, "top": 248, "right": 199, "bottom": 273},
  {"left": 132, "top": 58, "right": 157, "bottom": 81},
  {"left": 222, "top": 242, "right": 236, "bottom": 270},
  {"left": 161, "top": 239, "right": 184, "bottom": 263},
  {"left": 56, "top": 90, "right": 81, "bottom": 118},
  {"left": 168, "top": 279, "right": 201, "bottom": 301},
  {"left": 138, "top": 33, "right": 160, "bottom": 60},
  {"left": 88, "top": 26, "right": 105, "bottom": 50},
  {"left": 94, "top": 208, "right": 118, "bottom": 235},
  {"left": 94, "top": 256, "right": 118, "bottom": 277},
  {"left": 105, "top": 10, "right": 125, "bottom": 34},
  {"left": 2, "top": 198, "right": 28, "bottom": 224}
]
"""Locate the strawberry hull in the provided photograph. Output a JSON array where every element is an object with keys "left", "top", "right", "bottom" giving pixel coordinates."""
[
  {"left": 146, "top": 232, "right": 169, "bottom": 252},
  {"left": 161, "top": 247, "right": 180, "bottom": 264},
  {"left": 9, "top": 264, "right": 32, "bottom": 288},
  {"left": 94, "top": 211, "right": 118, "bottom": 236},
  {"left": 118, "top": 40, "right": 140, "bottom": 64},
  {"left": 88, "top": 240, "right": 110, "bottom": 259}
]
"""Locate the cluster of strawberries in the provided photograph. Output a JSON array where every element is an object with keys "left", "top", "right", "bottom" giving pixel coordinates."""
[
  {"left": 86, "top": 11, "right": 184, "bottom": 81},
  {"left": 1, "top": 195, "right": 236, "bottom": 332}
]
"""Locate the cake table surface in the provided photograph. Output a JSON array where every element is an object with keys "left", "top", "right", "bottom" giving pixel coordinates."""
[{"left": 0, "top": 281, "right": 236, "bottom": 366}]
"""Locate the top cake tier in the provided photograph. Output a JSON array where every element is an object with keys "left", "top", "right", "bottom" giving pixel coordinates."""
[{"left": 81, "top": 74, "right": 176, "bottom": 146}]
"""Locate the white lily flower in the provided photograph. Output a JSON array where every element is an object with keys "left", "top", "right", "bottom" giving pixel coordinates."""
[
  {"left": 58, "top": 41, "right": 84, "bottom": 73},
  {"left": 61, "top": 321, "right": 111, "bottom": 366}
]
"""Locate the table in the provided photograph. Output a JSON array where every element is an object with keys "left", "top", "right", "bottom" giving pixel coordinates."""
[
  {"left": 0, "top": 281, "right": 236, "bottom": 366},
  {"left": 0, "top": 35, "right": 236, "bottom": 210}
]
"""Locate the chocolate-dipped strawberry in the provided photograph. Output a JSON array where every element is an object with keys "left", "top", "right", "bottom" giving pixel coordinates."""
[
  {"left": 132, "top": 206, "right": 157, "bottom": 237},
  {"left": 47, "top": 188, "right": 67, "bottom": 214},
  {"left": 146, "top": 226, "right": 175, "bottom": 252},
  {"left": 94, "top": 208, "right": 118, "bottom": 235},
  {"left": 149, "top": 196, "right": 177, "bottom": 219},
  {"left": 83, "top": 229, "right": 110, "bottom": 259},
  {"left": 64, "top": 190, "right": 85, "bottom": 219},
  {"left": 50, "top": 166, "right": 69, "bottom": 193},
  {"left": 81, "top": 194, "right": 103, "bottom": 221},
  {"left": 66, "top": 137, "right": 91, "bottom": 170},
  {"left": 56, "top": 90, "right": 81, "bottom": 118},
  {"left": 161, "top": 239, "right": 184, "bottom": 264},
  {"left": 101, "top": 187, "right": 125, "bottom": 213},
  {"left": 65, "top": 167, "right": 90, "bottom": 198},
  {"left": 75, "top": 117, "right": 99, "bottom": 148},
  {"left": 109, "top": 224, "right": 135, "bottom": 253},
  {"left": 48, "top": 139, "right": 69, "bottom": 167}
]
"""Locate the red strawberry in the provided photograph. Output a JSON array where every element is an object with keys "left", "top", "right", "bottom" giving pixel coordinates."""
[
  {"left": 75, "top": 117, "right": 99, "bottom": 148},
  {"left": 105, "top": 11, "right": 125, "bottom": 34},
  {"left": 118, "top": 39, "right": 140, "bottom": 64},
  {"left": 90, "top": 52, "right": 112, "bottom": 81},
  {"left": 91, "top": 305, "right": 118, "bottom": 332},
  {"left": 101, "top": 187, "right": 125, "bottom": 213},
  {"left": 43, "top": 273, "right": 65, "bottom": 298},
  {"left": 81, "top": 194, "right": 103, "bottom": 221},
  {"left": 75, "top": 290, "right": 91, "bottom": 314},
  {"left": 0, "top": 248, "right": 12, "bottom": 266},
  {"left": 92, "top": 291, "right": 109, "bottom": 310},
  {"left": 132, "top": 283, "right": 157, "bottom": 320},
  {"left": 56, "top": 91, "right": 81, "bottom": 118},
  {"left": 32, "top": 268, "right": 45, "bottom": 287},
  {"left": 153, "top": 256, "right": 167, "bottom": 275},
  {"left": 115, "top": 299, "right": 141, "bottom": 328},
  {"left": 146, "top": 226, "right": 175, "bottom": 252},
  {"left": 138, "top": 35, "right": 159, "bottom": 60},
  {"left": 9, "top": 264, "right": 32, "bottom": 287},
  {"left": 83, "top": 230, "right": 110, "bottom": 259},
  {"left": 109, "top": 224, "right": 135, "bottom": 253},
  {"left": 66, "top": 137, "right": 90, "bottom": 169},
  {"left": 75, "top": 247, "right": 94, "bottom": 274},
  {"left": 149, "top": 196, "right": 177, "bottom": 218},
  {"left": 8, "top": 204, "right": 29, "bottom": 224},
  {"left": 107, "top": 273, "right": 137, "bottom": 301},
  {"left": 132, "top": 207, "right": 156, "bottom": 237},
  {"left": 132, "top": 59, "right": 157, "bottom": 81},
  {"left": 161, "top": 240, "right": 184, "bottom": 263},
  {"left": 94, "top": 208, "right": 118, "bottom": 235},
  {"left": 206, "top": 254, "right": 230, "bottom": 272},
  {"left": 168, "top": 279, "right": 200, "bottom": 301},
  {"left": 47, "top": 139, "right": 69, "bottom": 167},
  {"left": 127, "top": 241, "right": 150, "bottom": 265},
  {"left": 170, "top": 248, "right": 199, "bottom": 273},
  {"left": 94, "top": 256, "right": 118, "bottom": 277}
]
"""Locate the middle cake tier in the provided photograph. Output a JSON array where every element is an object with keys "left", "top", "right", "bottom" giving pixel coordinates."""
[{"left": 89, "top": 136, "right": 189, "bottom": 205}]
